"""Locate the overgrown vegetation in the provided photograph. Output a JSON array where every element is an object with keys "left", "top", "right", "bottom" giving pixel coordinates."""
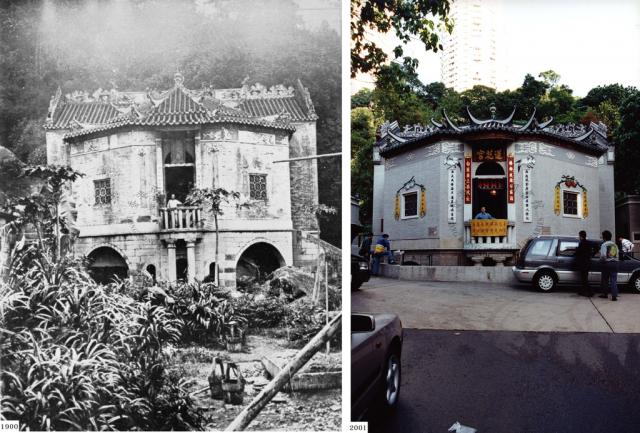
[{"left": 1, "top": 165, "right": 341, "bottom": 430}]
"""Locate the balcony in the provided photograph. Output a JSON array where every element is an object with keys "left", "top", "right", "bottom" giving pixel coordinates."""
[
  {"left": 159, "top": 206, "right": 203, "bottom": 231},
  {"left": 463, "top": 220, "right": 516, "bottom": 250}
]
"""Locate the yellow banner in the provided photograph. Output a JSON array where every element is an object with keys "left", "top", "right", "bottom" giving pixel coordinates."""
[{"left": 471, "top": 219, "right": 508, "bottom": 237}]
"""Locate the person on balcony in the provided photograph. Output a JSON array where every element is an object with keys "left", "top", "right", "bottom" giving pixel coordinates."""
[
  {"left": 167, "top": 194, "right": 182, "bottom": 227},
  {"left": 474, "top": 206, "right": 494, "bottom": 219}
]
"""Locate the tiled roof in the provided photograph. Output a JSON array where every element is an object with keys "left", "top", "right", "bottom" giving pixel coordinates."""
[
  {"left": 238, "top": 97, "right": 313, "bottom": 121},
  {"left": 46, "top": 102, "right": 121, "bottom": 129},
  {"left": 48, "top": 74, "right": 313, "bottom": 140},
  {"left": 378, "top": 107, "right": 611, "bottom": 158},
  {"left": 144, "top": 85, "right": 211, "bottom": 125}
]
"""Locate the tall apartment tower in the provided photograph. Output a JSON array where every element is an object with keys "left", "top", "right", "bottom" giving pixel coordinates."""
[{"left": 440, "top": 0, "right": 500, "bottom": 92}]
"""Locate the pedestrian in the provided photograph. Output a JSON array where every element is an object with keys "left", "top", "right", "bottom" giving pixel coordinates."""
[
  {"left": 616, "top": 234, "right": 634, "bottom": 258},
  {"left": 371, "top": 233, "right": 396, "bottom": 276},
  {"left": 576, "top": 230, "right": 592, "bottom": 297},
  {"left": 599, "top": 230, "right": 619, "bottom": 301},
  {"left": 474, "top": 206, "right": 494, "bottom": 219},
  {"left": 359, "top": 232, "right": 373, "bottom": 261}
]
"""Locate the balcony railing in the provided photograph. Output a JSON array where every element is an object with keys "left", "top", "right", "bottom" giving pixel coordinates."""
[
  {"left": 464, "top": 220, "right": 516, "bottom": 249},
  {"left": 159, "top": 206, "right": 203, "bottom": 231}
]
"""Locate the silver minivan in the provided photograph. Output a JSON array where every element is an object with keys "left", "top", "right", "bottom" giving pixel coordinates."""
[{"left": 512, "top": 235, "right": 640, "bottom": 292}]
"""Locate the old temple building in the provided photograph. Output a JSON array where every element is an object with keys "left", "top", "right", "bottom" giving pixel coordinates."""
[
  {"left": 371, "top": 107, "right": 615, "bottom": 266},
  {"left": 44, "top": 72, "right": 320, "bottom": 287}
]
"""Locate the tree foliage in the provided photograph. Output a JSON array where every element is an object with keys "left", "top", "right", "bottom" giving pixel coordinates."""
[{"left": 351, "top": 0, "right": 453, "bottom": 77}]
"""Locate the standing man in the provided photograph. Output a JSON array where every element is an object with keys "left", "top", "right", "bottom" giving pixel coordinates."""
[
  {"left": 474, "top": 206, "right": 494, "bottom": 219},
  {"left": 599, "top": 230, "right": 619, "bottom": 301},
  {"left": 576, "top": 230, "right": 592, "bottom": 297},
  {"left": 167, "top": 194, "right": 182, "bottom": 227},
  {"left": 359, "top": 232, "right": 373, "bottom": 261}
]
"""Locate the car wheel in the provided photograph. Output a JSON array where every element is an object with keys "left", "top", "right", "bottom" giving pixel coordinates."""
[
  {"left": 351, "top": 277, "right": 363, "bottom": 291},
  {"left": 382, "top": 351, "right": 401, "bottom": 409},
  {"left": 629, "top": 274, "right": 640, "bottom": 293},
  {"left": 534, "top": 270, "right": 557, "bottom": 292}
]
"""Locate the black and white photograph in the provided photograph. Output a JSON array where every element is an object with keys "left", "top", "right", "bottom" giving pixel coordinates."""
[{"left": 0, "top": 0, "right": 341, "bottom": 431}]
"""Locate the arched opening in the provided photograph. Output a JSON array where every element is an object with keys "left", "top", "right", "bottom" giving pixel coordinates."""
[
  {"left": 146, "top": 264, "right": 156, "bottom": 285},
  {"left": 88, "top": 246, "right": 128, "bottom": 284},
  {"left": 236, "top": 242, "right": 285, "bottom": 290},
  {"left": 475, "top": 161, "right": 505, "bottom": 176}
]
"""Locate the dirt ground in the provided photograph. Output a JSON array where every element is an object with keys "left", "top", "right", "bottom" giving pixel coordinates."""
[{"left": 168, "top": 335, "right": 342, "bottom": 431}]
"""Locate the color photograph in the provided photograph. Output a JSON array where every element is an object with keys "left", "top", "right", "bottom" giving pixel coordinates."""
[{"left": 351, "top": 0, "right": 640, "bottom": 432}]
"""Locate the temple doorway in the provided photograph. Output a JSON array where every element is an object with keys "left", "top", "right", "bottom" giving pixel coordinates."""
[{"left": 473, "top": 161, "right": 507, "bottom": 219}]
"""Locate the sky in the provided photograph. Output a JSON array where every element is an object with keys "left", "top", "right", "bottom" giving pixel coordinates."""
[{"left": 353, "top": 0, "right": 640, "bottom": 96}]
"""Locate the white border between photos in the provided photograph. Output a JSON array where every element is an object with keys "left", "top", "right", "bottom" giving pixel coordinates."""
[{"left": 340, "top": 0, "right": 352, "bottom": 430}]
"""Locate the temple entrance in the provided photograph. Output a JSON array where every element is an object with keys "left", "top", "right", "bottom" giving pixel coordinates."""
[
  {"left": 473, "top": 160, "right": 507, "bottom": 219},
  {"left": 473, "top": 178, "right": 507, "bottom": 219},
  {"left": 236, "top": 242, "right": 285, "bottom": 290},
  {"left": 88, "top": 246, "right": 128, "bottom": 284},
  {"left": 175, "top": 240, "right": 188, "bottom": 281}
]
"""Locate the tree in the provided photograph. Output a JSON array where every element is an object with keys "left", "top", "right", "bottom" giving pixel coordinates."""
[
  {"left": 185, "top": 188, "right": 240, "bottom": 284},
  {"left": 372, "top": 63, "right": 434, "bottom": 126},
  {"left": 351, "top": 88, "right": 374, "bottom": 108},
  {"left": 351, "top": 0, "right": 453, "bottom": 77},
  {"left": 351, "top": 108, "right": 376, "bottom": 225},
  {"left": 18, "top": 165, "right": 84, "bottom": 262},
  {"left": 613, "top": 90, "right": 640, "bottom": 195},
  {"left": 539, "top": 70, "right": 561, "bottom": 89},
  {"left": 581, "top": 84, "right": 633, "bottom": 109}
]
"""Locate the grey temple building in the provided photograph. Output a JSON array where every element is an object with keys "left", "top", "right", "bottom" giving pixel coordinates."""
[{"left": 371, "top": 107, "right": 615, "bottom": 266}]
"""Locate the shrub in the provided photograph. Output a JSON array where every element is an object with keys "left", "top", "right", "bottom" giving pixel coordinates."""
[{"left": 0, "top": 243, "right": 204, "bottom": 430}]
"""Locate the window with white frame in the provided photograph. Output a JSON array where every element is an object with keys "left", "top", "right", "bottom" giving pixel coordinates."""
[
  {"left": 562, "top": 190, "right": 581, "bottom": 217},
  {"left": 249, "top": 174, "right": 267, "bottom": 200},
  {"left": 94, "top": 179, "right": 111, "bottom": 205},
  {"left": 402, "top": 191, "right": 418, "bottom": 218}
]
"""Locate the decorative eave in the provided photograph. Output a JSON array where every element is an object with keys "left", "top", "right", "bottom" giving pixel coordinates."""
[{"left": 378, "top": 107, "right": 610, "bottom": 158}]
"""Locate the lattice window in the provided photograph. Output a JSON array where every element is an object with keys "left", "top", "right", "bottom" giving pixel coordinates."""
[
  {"left": 563, "top": 191, "right": 578, "bottom": 216},
  {"left": 94, "top": 179, "right": 111, "bottom": 205},
  {"left": 249, "top": 174, "right": 267, "bottom": 200}
]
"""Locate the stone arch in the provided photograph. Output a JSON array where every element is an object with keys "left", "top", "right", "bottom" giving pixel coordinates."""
[
  {"left": 87, "top": 245, "right": 129, "bottom": 284},
  {"left": 235, "top": 240, "right": 286, "bottom": 290}
]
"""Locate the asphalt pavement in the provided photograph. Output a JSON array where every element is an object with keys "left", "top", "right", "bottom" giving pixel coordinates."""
[
  {"left": 364, "top": 329, "right": 640, "bottom": 433},
  {"left": 352, "top": 277, "right": 640, "bottom": 333},
  {"left": 352, "top": 277, "right": 640, "bottom": 432}
]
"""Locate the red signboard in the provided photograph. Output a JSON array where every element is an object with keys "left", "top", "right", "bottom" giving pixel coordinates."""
[
  {"left": 464, "top": 155, "right": 472, "bottom": 204},
  {"left": 507, "top": 154, "right": 515, "bottom": 203},
  {"left": 472, "top": 147, "right": 505, "bottom": 162}
]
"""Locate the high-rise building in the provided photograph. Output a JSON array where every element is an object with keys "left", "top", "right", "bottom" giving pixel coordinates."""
[{"left": 440, "top": 0, "right": 501, "bottom": 92}]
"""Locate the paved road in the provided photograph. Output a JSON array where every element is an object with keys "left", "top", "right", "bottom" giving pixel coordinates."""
[
  {"left": 352, "top": 277, "right": 640, "bottom": 333},
  {"left": 364, "top": 329, "right": 640, "bottom": 433}
]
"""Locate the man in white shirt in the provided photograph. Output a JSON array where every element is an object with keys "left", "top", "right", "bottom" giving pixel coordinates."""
[
  {"left": 167, "top": 194, "right": 182, "bottom": 227},
  {"left": 617, "top": 234, "right": 634, "bottom": 254}
]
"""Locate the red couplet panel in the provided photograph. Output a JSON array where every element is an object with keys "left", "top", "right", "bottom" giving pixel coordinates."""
[{"left": 507, "top": 154, "right": 515, "bottom": 203}]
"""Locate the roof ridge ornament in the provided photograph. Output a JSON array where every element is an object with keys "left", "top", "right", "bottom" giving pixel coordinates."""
[
  {"left": 174, "top": 71, "right": 185, "bottom": 87},
  {"left": 442, "top": 109, "right": 462, "bottom": 132}
]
